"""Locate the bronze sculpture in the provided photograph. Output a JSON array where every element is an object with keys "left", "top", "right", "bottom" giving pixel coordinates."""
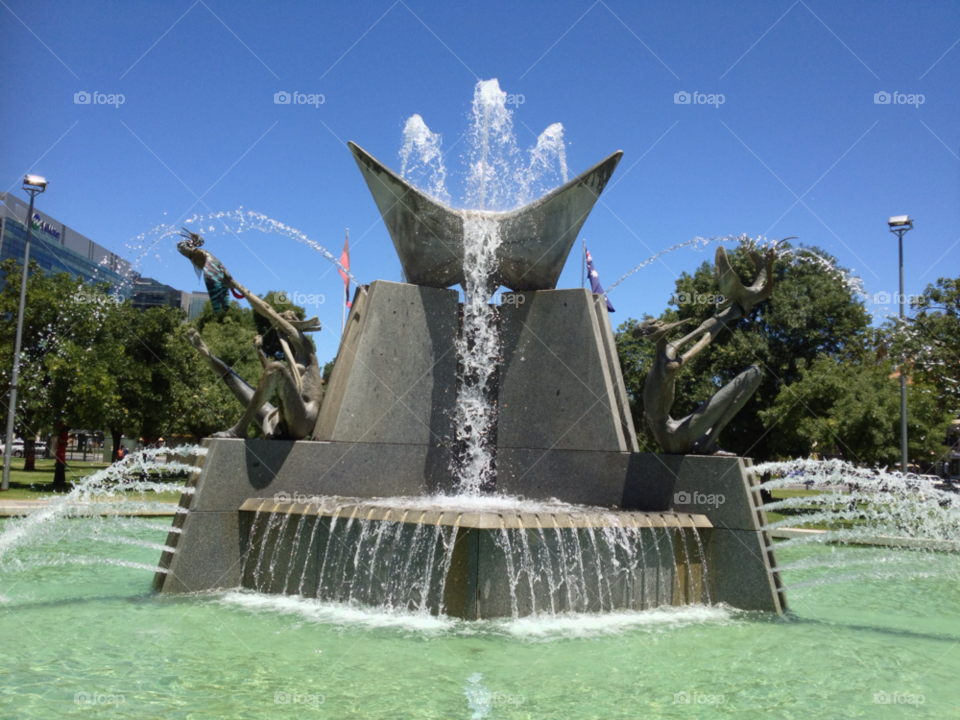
[
  {"left": 177, "top": 232, "right": 324, "bottom": 439},
  {"left": 635, "top": 245, "right": 776, "bottom": 455}
]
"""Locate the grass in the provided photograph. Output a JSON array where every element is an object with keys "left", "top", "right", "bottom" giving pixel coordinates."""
[
  {"left": 764, "top": 487, "right": 862, "bottom": 531},
  {"left": 0, "top": 458, "right": 185, "bottom": 503}
]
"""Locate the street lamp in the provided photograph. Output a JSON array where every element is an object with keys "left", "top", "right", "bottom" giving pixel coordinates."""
[
  {"left": 888, "top": 215, "right": 913, "bottom": 475},
  {"left": 1, "top": 174, "right": 47, "bottom": 491}
]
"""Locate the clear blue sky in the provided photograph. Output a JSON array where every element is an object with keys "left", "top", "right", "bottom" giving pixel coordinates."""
[{"left": 2, "top": 1, "right": 957, "bottom": 364}]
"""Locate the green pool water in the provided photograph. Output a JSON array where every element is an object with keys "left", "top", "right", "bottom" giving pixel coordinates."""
[{"left": 2, "top": 520, "right": 959, "bottom": 718}]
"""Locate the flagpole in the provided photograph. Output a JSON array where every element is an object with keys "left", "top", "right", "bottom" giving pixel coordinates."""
[
  {"left": 581, "top": 238, "right": 586, "bottom": 289},
  {"left": 341, "top": 228, "right": 348, "bottom": 337}
]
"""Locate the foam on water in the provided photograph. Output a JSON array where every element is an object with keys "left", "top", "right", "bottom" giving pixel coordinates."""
[
  {"left": 494, "top": 604, "right": 737, "bottom": 640},
  {"left": 218, "top": 590, "right": 456, "bottom": 634},
  {"left": 216, "top": 589, "right": 735, "bottom": 640}
]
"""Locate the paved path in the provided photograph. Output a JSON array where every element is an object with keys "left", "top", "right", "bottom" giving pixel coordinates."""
[{"left": 0, "top": 499, "right": 178, "bottom": 517}]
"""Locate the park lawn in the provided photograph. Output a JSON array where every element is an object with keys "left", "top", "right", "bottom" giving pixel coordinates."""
[
  {"left": 0, "top": 459, "right": 184, "bottom": 503},
  {"left": 765, "top": 486, "right": 860, "bottom": 530}
]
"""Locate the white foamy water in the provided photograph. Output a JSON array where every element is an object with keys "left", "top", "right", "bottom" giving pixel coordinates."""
[
  {"left": 494, "top": 604, "right": 736, "bottom": 640},
  {"left": 218, "top": 590, "right": 456, "bottom": 634},
  {"left": 453, "top": 214, "right": 503, "bottom": 494},
  {"left": 216, "top": 590, "right": 735, "bottom": 640}
]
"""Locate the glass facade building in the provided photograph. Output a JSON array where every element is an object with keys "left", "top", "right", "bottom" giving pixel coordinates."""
[{"left": 0, "top": 193, "right": 131, "bottom": 295}]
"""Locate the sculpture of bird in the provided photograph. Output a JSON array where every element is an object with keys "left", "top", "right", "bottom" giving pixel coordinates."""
[{"left": 176, "top": 229, "right": 234, "bottom": 314}]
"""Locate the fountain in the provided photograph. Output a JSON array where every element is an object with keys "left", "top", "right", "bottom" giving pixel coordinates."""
[{"left": 153, "top": 80, "right": 785, "bottom": 619}]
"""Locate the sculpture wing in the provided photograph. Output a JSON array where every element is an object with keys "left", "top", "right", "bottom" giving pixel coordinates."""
[{"left": 202, "top": 254, "right": 232, "bottom": 314}]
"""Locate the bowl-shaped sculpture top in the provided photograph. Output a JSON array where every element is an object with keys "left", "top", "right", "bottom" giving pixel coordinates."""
[{"left": 348, "top": 141, "right": 622, "bottom": 291}]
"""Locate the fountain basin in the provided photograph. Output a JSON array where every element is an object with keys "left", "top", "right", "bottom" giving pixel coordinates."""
[{"left": 238, "top": 497, "right": 713, "bottom": 619}]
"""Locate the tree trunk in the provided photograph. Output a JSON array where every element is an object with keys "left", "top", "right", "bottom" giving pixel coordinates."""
[
  {"left": 23, "top": 437, "right": 35, "bottom": 472},
  {"left": 52, "top": 426, "right": 69, "bottom": 490},
  {"left": 111, "top": 429, "right": 123, "bottom": 463}
]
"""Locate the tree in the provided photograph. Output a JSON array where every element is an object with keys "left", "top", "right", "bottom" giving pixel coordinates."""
[
  {"left": 0, "top": 259, "right": 118, "bottom": 483},
  {"left": 881, "top": 276, "right": 960, "bottom": 420},
  {"left": 615, "top": 242, "right": 871, "bottom": 459},
  {"left": 759, "top": 354, "right": 950, "bottom": 467}
]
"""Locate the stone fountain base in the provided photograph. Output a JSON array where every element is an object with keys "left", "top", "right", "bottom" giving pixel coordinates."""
[{"left": 154, "top": 439, "right": 785, "bottom": 616}]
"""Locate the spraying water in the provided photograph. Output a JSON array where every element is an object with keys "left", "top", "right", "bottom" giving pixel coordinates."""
[
  {"left": 400, "top": 114, "right": 450, "bottom": 205},
  {"left": 0, "top": 446, "right": 205, "bottom": 578},
  {"left": 748, "top": 458, "right": 960, "bottom": 590},
  {"left": 126, "top": 210, "right": 363, "bottom": 290}
]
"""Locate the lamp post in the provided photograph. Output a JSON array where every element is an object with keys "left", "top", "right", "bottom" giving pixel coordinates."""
[
  {"left": 2, "top": 174, "right": 47, "bottom": 491},
  {"left": 888, "top": 215, "right": 913, "bottom": 475}
]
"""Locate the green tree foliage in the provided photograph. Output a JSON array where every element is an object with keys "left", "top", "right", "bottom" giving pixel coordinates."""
[
  {"left": 616, "top": 242, "right": 873, "bottom": 458},
  {"left": 882, "top": 277, "right": 960, "bottom": 420},
  {"left": 758, "top": 355, "right": 949, "bottom": 466}
]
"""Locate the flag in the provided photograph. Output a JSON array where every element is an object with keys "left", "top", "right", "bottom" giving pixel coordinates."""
[
  {"left": 338, "top": 232, "right": 351, "bottom": 309},
  {"left": 585, "top": 246, "right": 615, "bottom": 312}
]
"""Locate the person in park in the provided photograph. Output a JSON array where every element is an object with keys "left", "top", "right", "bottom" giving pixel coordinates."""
[
  {"left": 177, "top": 231, "right": 324, "bottom": 440},
  {"left": 635, "top": 245, "right": 776, "bottom": 455}
]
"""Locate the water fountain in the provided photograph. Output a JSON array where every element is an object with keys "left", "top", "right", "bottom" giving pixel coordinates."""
[{"left": 153, "top": 80, "right": 785, "bottom": 619}]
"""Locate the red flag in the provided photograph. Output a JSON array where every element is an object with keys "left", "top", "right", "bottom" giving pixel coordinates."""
[{"left": 338, "top": 233, "right": 352, "bottom": 308}]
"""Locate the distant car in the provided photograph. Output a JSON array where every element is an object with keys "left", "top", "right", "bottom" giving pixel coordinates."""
[{"left": 8, "top": 439, "right": 48, "bottom": 458}]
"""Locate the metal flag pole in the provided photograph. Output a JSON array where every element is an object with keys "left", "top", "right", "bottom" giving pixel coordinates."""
[
  {"left": 3, "top": 175, "right": 48, "bottom": 491},
  {"left": 341, "top": 228, "right": 349, "bottom": 337}
]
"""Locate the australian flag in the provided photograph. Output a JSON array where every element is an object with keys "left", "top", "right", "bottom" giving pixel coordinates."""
[{"left": 586, "top": 246, "right": 615, "bottom": 312}]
